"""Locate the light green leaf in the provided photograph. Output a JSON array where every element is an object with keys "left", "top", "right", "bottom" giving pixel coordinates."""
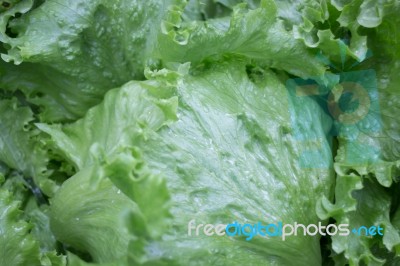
[
  {"left": 38, "top": 77, "right": 179, "bottom": 170},
  {"left": 318, "top": 175, "right": 400, "bottom": 265},
  {"left": 0, "top": 185, "right": 66, "bottom": 266},
  {"left": 0, "top": 98, "right": 63, "bottom": 195},
  {"left": 43, "top": 60, "right": 334, "bottom": 265},
  {"left": 154, "top": 0, "right": 326, "bottom": 79},
  {"left": 0, "top": 0, "right": 172, "bottom": 121},
  {"left": 42, "top": 76, "right": 176, "bottom": 264}
]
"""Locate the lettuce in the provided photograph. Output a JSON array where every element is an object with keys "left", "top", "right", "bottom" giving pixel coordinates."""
[
  {"left": 0, "top": 0, "right": 399, "bottom": 265},
  {"left": 0, "top": 172, "right": 66, "bottom": 265},
  {"left": 0, "top": 0, "right": 171, "bottom": 121},
  {"left": 40, "top": 59, "right": 334, "bottom": 265}
]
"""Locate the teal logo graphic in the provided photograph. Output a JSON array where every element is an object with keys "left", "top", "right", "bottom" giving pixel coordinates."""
[{"left": 287, "top": 51, "right": 382, "bottom": 168}]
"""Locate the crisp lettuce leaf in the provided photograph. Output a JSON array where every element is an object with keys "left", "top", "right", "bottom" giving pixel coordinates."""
[
  {"left": 335, "top": 0, "right": 397, "bottom": 28},
  {"left": 136, "top": 59, "right": 333, "bottom": 265},
  {"left": 0, "top": 179, "right": 66, "bottom": 266},
  {"left": 41, "top": 60, "right": 334, "bottom": 265},
  {"left": 318, "top": 175, "right": 400, "bottom": 265},
  {"left": 182, "top": 0, "right": 260, "bottom": 20},
  {"left": 332, "top": 0, "right": 399, "bottom": 62},
  {"left": 154, "top": 0, "right": 326, "bottom": 79},
  {"left": 0, "top": 98, "right": 63, "bottom": 195},
  {"left": 40, "top": 75, "right": 177, "bottom": 264},
  {"left": 0, "top": 99, "right": 46, "bottom": 177},
  {"left": 1, "top": 0, "right": 399, "bottom": 265},
  {"left": 0, "top": 0, "right": 171, "bottom": 121},
  {"left": 49, "top": 164, "right": 136, "bottom": 264},
  {"left": 286, "top": 0, "right": 371, "bottom": 62},
  {"left": 331, "top": 0, "right": 400, "bottom": 183},
  {"left": 317, "top": 4, "right": 400, "bottom": 264},
  {"left": 38, "top": 74, "right": 179, "bottom": 170},
  {"left": 49, "top": 152, "right": 172, "bottom": 265},
  {"left": 367, "top": 5, "right": 400, "bottom": 163}
]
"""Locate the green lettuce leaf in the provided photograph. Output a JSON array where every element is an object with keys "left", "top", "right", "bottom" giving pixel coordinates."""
[
  {"left": 0, "top": 0, "right": 171, "bottom": 121},
  {"left": 154, "top": 0, "right": 326, "bottom": 79},
  {"left": 318, "top": 175, "right": 400, "bottom": 265},
  {"left": 41, "top": 59, "right": 334, "bottom": 265},
  {"left": 182, "top": 0, "right": 260, "bottom": 20},
  {"left": 331, "top": 0, "right": 400, "bottom": 183},
  {"left": 277, "top": 0, "right": 370, "bottom": 62},
  {"left": 40, "top": 74, "right": 178, "bottom": 264},
  {"left": 1, "top": 1, "right": 398, "bottom": 265},
  {"left": 0, "top": 178, "right": 66, "bottom": 266},
  {"left": 316, "top": 4, "right": 400, "bottom": 263},
  {"left": 38, "top": 73, "right": 180, "bottom": 170},
  {"left": 0, "top": 98, "right": 64, "bottom": 195}
]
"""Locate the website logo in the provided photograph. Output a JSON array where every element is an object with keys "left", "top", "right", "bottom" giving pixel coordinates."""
[
  {"left": 188, "top": 219, "right": 384, "bottom": 241},
  {"left": 286, "top": 52, "right": 382, "bottom": 168}
]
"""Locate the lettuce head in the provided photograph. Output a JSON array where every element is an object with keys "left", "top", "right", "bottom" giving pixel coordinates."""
[{"left": 0, "top": 0, "right": 399, "bottom": 265}]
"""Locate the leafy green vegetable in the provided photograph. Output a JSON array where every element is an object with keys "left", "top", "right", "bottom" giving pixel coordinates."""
[
  {"left": 0, "top": 176, "right": 66, "bottom": 266},
  {"left": 41, "top": 59, "right": 335, "bottom": 265},
  {"left": 155, "top": 0, "right": 326, "bottom": 78},
  {"left": 0, "top": 0, "right": 399, "bottom": 265},
  {"left": 0, "top": 98, "right": 62, "bottom": 195},
  {"left": 317, "top": 2, "right": 400, "bottom": 264},
  {"left": 0, "top": 0, "right": 171, "bottom": 121}
]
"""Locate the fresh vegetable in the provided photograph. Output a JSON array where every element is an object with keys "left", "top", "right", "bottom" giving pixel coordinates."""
[{"left": 0, "top": 0, "right": 399, "bottom": 265}]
